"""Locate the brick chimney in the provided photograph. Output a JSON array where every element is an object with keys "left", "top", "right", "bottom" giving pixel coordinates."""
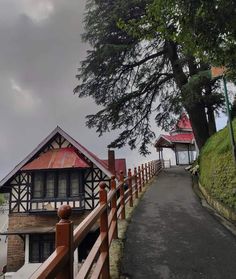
[{"left": 108, "top": 149, "right": 116, "bottom": 175}]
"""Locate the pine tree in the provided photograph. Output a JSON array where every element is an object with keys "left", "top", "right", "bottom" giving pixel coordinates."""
[{"left": 74, "top": 0, "right": 224, "bottom": 154}]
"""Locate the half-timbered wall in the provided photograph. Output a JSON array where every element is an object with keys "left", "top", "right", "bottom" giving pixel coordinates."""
[
  {"left": 10, "top": 172, "right": 31, "bottom": 213},
  {"left": 84, "top": 163, "right": 110, "bottom": 209},
  {"left": 8, "top": 133, "right": 110, "bottom": 213}
]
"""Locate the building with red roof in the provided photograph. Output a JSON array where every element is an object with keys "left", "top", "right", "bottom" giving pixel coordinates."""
[
  {"left": 154, "top": 113, "right": 196, "bottom": 165},
  {"left": 0, "top": 126, "right": 126, "bottom": 274}
]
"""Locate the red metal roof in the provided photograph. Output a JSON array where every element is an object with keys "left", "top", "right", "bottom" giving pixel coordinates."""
[
  {"left": 21, "top": 148, "right": 90, "bottom": 171},
  {"left": 176, "top": 113, "right": 192, "bottom": 130},
  {"left": 102, "top": 159, "right": 127, "bottom": 176},
  {"left": 160, "top": 133, "right": 194, "bottom": 144}
]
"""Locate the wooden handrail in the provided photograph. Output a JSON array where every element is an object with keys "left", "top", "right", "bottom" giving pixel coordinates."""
[{"left": 30, "top": 160, "right": 163, "bottom": 279}]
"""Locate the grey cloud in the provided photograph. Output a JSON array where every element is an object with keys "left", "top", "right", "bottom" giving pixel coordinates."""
[{"left": 0, "top": 0, "right": 161, "bottom": 180}]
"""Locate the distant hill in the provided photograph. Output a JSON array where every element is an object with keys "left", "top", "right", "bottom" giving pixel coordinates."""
[{"left": 199, "top": 119, "right": 236, "bottom": 209}]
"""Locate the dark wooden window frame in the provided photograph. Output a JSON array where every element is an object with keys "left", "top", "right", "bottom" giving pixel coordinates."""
[
  {"left": 29, "top": 234, "right": 55, "bottom": 263},
  {"left": 31, "top": 169, "right": 85, "bottom": 200}
]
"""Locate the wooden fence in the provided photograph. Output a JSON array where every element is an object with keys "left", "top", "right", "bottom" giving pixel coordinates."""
[{"left": 30, "top": 160, "right": 162, "bottom": 279}]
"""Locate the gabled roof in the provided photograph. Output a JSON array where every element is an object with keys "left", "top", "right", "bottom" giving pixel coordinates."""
[
  {"left": 155, "top": 133, "right": 194, "bottom": 147},
  {"left": 0, "top": 126, "right": 113, "bottom": 187},
  {"left": 22, "top": 147, "right": 90, "bottom": 171},
  {"left": 173, "top": 113, "right": 192, "bottom": 132},
  {"left": 164, "top": 133, "right": 194, "bottom": 143}
]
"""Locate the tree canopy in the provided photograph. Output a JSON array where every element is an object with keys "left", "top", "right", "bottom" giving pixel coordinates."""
[
  {"left": 74, "top": 0, "right": 224, "bottom": 155},
  {"left": 147, "top": 0, "right": 236, "bottom": 76}
]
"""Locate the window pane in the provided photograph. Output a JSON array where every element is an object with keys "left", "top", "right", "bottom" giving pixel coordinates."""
[
  {"left": 42, "top": 242, "right": 52, "bottom": 261},
  {"left": 58, "top": 172, "right": 67, "bottom": 197},
  {"left": 33, "top": 173, "right": 44, "bottom": 198},
  {"left": 30, "top": 240, "right": 39, "bottom": 263},
  {"left": 29, "top": 234, "right": 55, "bottom": 263},
  {"left": 46, "top": 172, "right": 55, "bottom": 198},
  {"left": 70, "top": 172, "right": 79, "bottom": 197}
]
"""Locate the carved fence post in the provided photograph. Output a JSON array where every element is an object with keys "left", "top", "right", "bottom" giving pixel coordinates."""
[
  {"left": 99, "top": 183, "right": 110, "bottom": 279},
  {"left": 128, "top": 169, "right": 133, "bottom": 207},
  {"left": 119, "top": 171, "right": 126, "bottom": 219},
  {"left": 134, "top": 167, "right": 138, "bottom": 199},
  {"left": 56, "top": 205, "right": 73, "bottom": 279},
  {"left": 110, "top": 175, "right": 118, "bottom": 240},
  {"left": 138, "top": 166, "right": 142, "bottom": 192}
]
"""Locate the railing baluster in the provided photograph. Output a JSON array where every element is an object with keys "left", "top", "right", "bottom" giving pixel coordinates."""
[
  {"left": 145, "top": 163, "right": 148, "bottom": 183},
  {"left": 138, "top": 166, "right": 142, "bottom": 192},
  {"left": 134, "top": 167, "right": 138, "bottom": 199},
  {"left": 99, "top": 183, "right": 109, "bottom": 279},
  {"left": 148, "top": 162, "right": 151, "bottom": 180},
  {"left": 128, "top": 169, "right": 133, "bottom": 207},
  {"left": 141, "top": 164, "right": 145, "bottom": 189},
  {"left": 56, "top": 205, "right": 73, "bottom": 279},
  {"left": 110, "top": 175, "right": 118, "bottom": 240},
  {"left": 119, "top": 171, "right": 126, "bottom": 219}
]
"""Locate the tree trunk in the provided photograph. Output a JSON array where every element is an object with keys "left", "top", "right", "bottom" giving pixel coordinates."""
[
  {"left": 166, "top": 40, "right": 210, "bottom": 150},
  {"left": 186, "top": 103, "right": 210, "bottom": 149},
  {"left": 207, "top": 106, "right": 217, "bottom": 136},
  {"left": 205, "top": 83, "right": 217, "bottom": 136}
]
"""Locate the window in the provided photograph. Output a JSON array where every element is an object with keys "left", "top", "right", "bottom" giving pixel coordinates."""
[
  {"left": 33, "top": 173, "right": 44, "bottom": 198},
  {"left": 29, "top": 234, "right": 55, "bottom": 263},
  {"left": 46, "top": 172, "right": 55, "bottom": 198},
  {"left": 70, "top": 171, "right": 79, "bottom": 197},
  {"left": 32, "top": 170, "right": 83, "bottom": 199},
  {"left": 58, "top": 172, "right": 67, "bottom": 197}
]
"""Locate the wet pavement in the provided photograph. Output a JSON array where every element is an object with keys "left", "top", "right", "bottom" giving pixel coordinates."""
[{"left": 121, "top": 167, "right": 236, "bottom": 279}]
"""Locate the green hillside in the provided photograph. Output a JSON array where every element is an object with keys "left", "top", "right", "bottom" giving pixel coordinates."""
[{"left": 199, "top": 119, "right": 236, "bottom": 209}]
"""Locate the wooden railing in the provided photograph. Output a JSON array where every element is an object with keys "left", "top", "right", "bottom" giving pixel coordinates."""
[{"left": 30, "top": 160, "right": 162, "bottom": 279}]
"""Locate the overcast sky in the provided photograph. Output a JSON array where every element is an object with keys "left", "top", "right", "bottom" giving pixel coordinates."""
[
  {"left": 0, "top": 0, "right": 228, "bottom": 180},
  {"left": 0, "top": 0, "right": 162, "bottom": 180}
]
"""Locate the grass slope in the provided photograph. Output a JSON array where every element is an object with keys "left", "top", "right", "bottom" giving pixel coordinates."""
[{"left": 199, "top": 119, "right": 236, "bottom": 209}]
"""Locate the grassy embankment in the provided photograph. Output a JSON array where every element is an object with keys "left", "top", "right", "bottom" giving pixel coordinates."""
[{"left": 199, "top": 119, "right": 236, "bottom": 209}]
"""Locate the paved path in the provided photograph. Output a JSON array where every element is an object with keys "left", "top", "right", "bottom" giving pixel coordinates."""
[{"left": 121, "top": 167, "right": 236, "bottom": 279}]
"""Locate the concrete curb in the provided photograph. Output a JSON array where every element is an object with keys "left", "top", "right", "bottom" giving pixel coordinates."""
[{"left": 192, "top": 176, "right": 236, "bottom": 236}]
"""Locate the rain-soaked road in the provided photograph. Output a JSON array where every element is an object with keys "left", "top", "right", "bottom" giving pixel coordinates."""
[{"left": 121, "top": 167, "right": 236, "bottom": 279}]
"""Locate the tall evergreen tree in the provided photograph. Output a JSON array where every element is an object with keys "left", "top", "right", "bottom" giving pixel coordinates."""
[{"left": 74, "top": 0, "right": 224, "bottom": 154}]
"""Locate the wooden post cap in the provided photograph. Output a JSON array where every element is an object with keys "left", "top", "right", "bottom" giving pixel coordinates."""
[
  {"left": 100, "top": 182, "right": 106, "bottom": 190},
  {"left": 58, "top": 205, "right": 72, "bottom": 223},
  {"left": 111, "top": 175, "right": 116, "bottom": 180}
]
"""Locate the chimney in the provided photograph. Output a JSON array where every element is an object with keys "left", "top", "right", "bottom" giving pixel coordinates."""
[{"left": 108, "top": 149, "right": 116, "bottom": 175}]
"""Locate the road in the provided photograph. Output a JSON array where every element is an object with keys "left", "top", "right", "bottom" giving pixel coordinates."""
[{"left": 121, "top": 167, "right": 236, "bottom": 279}]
